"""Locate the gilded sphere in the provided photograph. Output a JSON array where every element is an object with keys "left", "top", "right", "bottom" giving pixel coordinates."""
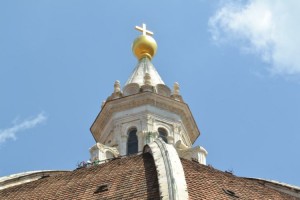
[{"left": 132, "top": 35, "right": 157, "bottom": 60}]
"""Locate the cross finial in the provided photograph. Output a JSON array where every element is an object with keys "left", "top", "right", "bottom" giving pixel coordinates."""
[{"left": 135, "top": 23, "right": 154, "bottom": 36}]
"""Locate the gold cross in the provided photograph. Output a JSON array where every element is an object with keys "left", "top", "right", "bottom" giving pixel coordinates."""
[{"left": 135, "top": 23, "right": 154, "bottom": 36}]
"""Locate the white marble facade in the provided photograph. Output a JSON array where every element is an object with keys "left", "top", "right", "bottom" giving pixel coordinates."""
[
  {"left": 97, "top": 105, "right": 191, "bottom": 156},
  {"left": 89, "top": 55, "right": 207, "bottom": 164}
]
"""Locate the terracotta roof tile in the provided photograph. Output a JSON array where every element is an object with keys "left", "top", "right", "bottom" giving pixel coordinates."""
[
  {"left": 2, "top": 153, "right": 299, "bottom": 200},
  {"left": 0, "top": 153, "right": 159, "bottom": 200},
  {"left": 181, "top": 158, "right": 300, "bottom": 200}
]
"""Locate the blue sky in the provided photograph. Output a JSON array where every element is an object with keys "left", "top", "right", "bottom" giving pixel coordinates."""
[{"left": 1, "top": 0, "right": 300, "bottom": 186}]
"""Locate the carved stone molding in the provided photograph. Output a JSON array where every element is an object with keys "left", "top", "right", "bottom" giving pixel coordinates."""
[
  {"left": 89, "top": 143, "right": 120, "bottom": 162},
  {"left": 175, "top": 140, "right": 208, "bottom": 165},
  {"left": 144, "top": 139, "right": 189, "bottom": 200}
]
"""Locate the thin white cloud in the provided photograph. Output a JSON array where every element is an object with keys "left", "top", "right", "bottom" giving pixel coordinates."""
[
  {"left": 0, "top": 112, "right": 47, "bottom": 144},
  {"left": 209, "top": 0, "right": 300, "bottom": 75}
]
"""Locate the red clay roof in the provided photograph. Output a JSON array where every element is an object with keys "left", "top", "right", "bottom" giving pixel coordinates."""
[
  {"left": 0, "top": 153, "right": 160, "bottom": 200},
  {"left": 1, "top": 153, "right": 299, "bottom": 200},
  {"left": 181, "top": 158, "right": 300, "bottom": 200}
]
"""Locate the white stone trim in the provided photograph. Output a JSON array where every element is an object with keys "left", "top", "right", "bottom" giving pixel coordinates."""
[
  {"left": 0, "top": 170, "right": 69, "bottom": 190},
  {"left": 155, "top": 121, "right": 172, "bottom": 134},
  {"left": 144, "top": 138, "right": 189, "bottom": 200},
  {"left": 176, "top": 142, "right": 208, "bottom": 165},
  {"left": 91, "top": 92, "right": 201, "bottom": 145},
  {"left": 89, "top": 143, "right": 120, "bottom": 162}
]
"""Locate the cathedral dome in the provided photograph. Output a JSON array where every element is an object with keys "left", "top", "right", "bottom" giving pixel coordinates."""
[{"left": 2, "top": 23, "right": 299, "bottom": 200}]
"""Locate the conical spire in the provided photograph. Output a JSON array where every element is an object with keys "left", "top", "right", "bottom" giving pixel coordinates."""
[
  {"left": 125, "top": 23, "right": 164, "bottom": 87},
  {"left": 125, "top": 57, "right": 164, "bottom": 86}
]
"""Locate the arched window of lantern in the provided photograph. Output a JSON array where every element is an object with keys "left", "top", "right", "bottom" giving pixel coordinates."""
[
  {"left": 158, "top": 128, "right": 168, "bottom": 143},
  {"left": 127, "top": 128, "right": 138, "bottom": 155}
]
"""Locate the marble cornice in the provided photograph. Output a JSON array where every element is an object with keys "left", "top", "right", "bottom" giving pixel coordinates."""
[{"left": 90, "top": 92, "right": 200, "bottom": 144}]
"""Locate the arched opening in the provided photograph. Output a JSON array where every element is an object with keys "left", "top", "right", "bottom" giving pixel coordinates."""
[
  {"left": 127, "top": 128, "right": 138, "bottom": 155},
  {"left": 158, "top": 128, "right": 168, "bottom": 143}
]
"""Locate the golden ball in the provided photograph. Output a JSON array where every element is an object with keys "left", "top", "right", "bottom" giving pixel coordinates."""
[{"left": 132, "top": 35, "right": 157, "bottom": 60}]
